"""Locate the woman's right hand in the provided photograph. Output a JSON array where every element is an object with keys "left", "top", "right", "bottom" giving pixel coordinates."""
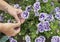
[{"left": 1, "top": 22, "right": 21, "bottom": 36}]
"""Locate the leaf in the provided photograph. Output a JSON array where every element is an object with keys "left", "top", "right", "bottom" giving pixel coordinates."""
[{"left": 0, "top": 36, "right": 9, "bottom": 42}]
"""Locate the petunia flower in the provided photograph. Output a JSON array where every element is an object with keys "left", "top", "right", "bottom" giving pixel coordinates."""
[
  {"left": 39, "top": 13, "right": 47, "bottom": 22},
  {"left": 37, "top": 21, "right": 51, "bottom": 32},
  {"left": 55, "top": 12, "right": 60, "bottom": 20},
  {"left": 55, "top": 7, "right": 60, "bottom": 12},
  {"left": 33, "top": 1, "right": 41, "bottom": 11},
  {"left": 43, "top": 21, "right": 51, "bottom": 31},
  {"left": 35, "top": 36, "right": 46, "bottom": 42},
  {"left": 21, "top": 11, "right": 29, "bottom": 19},
  {"left": 37, "top": 22, "right": 45, "bottom": 32},
  {"left": 46, "top": 14, "right": 54, "bottom": 22},
  {"left": 51, "top": 36, "right": 60, "bottom": 42},
  {"left": 25, "top": 35, "right": 31, "bottom": 42},
  {"left": 9, "top": 37, "right": 17, "bottom": 42},
  {"left": 26, "top": 5, "right": 31, "bottom": 12}
]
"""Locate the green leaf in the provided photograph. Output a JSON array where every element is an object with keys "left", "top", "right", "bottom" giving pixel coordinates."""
[{"left": 0, "top": 36, "right": 9, "bottom": 42}]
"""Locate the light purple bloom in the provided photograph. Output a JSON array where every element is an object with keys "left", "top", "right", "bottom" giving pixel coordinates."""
[
  {"left": 39, "top": 13, "right": 47, "bottom": 22},
  {"left": 51, "top": 36, "right": 60, "bottom": 42},
  {"left": 25, "top": 35, "right": 31, "bottom": 42},
  {"left": 43, "top": 0, "right": 48, "bottom": 3},
  {"left": 35, "top": 36, "right": 46, "bottom": 42},
  {"left": 55, "top": 7, "right": 60, "bottom": 12},
  {"left": 46, "top": 14, "right": 54, "bottom": 22},
  {"left": 37, "top": 22, "right": 45, "bottom": 32},
  {"left": 21, "top": 11, "right": 29, "bottom": 19},
  {"left": 55, "top": 12, "right": 60, "bottom": 20},
  {"left": 37, "top": 21, "right": 51, "bottom": 32},
  {"left": 26, "top": 5, "right": 31, "bottom": 12},
  {"left": 43, "top": 21, "right": 51, "bottom": 31},
  {"left": 33, "top": 2, "right": 41, "bottom": 11},
  {"left": 9, "top": 37, "right": 17, "bottom": 42}
]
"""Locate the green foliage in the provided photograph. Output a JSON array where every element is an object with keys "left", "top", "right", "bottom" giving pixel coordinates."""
[{"left": 0, "top": 0, "right": 60, "bottom": 42}]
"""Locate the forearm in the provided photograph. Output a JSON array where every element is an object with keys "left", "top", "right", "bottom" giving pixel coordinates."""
[{"left": 0, "top": 0, "right": 11, "bottom": 12}]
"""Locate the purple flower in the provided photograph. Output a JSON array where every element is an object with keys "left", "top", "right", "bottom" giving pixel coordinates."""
[
  {"left": 26, "top": 5, "right": 31, "bottom": 12},
  {"left": 46, "top": 14, "right": 54, "bottom": 22},
  {"left": 9, "top": 37, "right": 17, "bottom": 42},
  {"left": 43, "top": 0, "right": 48, "bottom": 3},
  {"left": 33, "top": 1, "right": 41, "bottom": 11},
  {"left": 34, "top": 10, "right": 39, "bottom": 16},
  {"left": 51, "top": 36, "right": 60, "bottom": 42},
  {"left": 37, "top": 22, "right": 45, "bottom": 32},
  {"left": 25, "top": 35, "right": 31, "bottom": 42},
  {"left": 55, "top": 12, "right": 60, "bottom": 20},
  {"left": 39, "top": 13, "right": 47, "bottom": 22},
  {"left": 37, "top": 21, "right": 51, "bottom": 32},
  {"left": 35, "top": 36, "right": 46, "bottom": 42},
  {"left": 55, "top": 7, "right": 60, "bottom": 12},
  {"left": 21, "top": 11, "right": 29, "bottom": 19},
  {"left": 43, "top": 21, "right": 51, "bottom": 31}
]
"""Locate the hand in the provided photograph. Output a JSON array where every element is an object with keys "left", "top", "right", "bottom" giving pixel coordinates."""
[
  {"left": 7, "top": 6, "right": 25, "bottom": 24},
  {"left": 1, "top": 22, "right": 21, "bottom": 36}
]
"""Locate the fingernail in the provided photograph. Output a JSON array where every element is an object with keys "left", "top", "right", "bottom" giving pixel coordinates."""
[{"left": 14, "top": 27, "right": 19, "bottom": 30}]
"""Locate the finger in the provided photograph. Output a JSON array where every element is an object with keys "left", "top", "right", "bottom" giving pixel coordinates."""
[
  {"left": 14, "top": 15, "right": 20, "bottom": 23},
  {"left": 12, "top": 28, "right": 20, "bottom": 36},
  {"left": 12, "top": 22, "right": 21, "bottom": 28},
  {"left": 20, "top": 18, "right": 25, "bottom": 24},
  {"left": 18, "top": 9, "right": 23, "bottom": 14}
]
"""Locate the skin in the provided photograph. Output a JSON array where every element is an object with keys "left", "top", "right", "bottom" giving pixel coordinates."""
[{"left": 0, "top": 0, "right": 25, "bottom": 36}]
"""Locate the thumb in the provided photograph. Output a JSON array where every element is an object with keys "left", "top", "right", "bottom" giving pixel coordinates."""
[
  {"left": 12, "top": 22, "right": 21, "bottom": 28},
  {"left": 14, "top": 15, "right": 20, "bottom": 23}
]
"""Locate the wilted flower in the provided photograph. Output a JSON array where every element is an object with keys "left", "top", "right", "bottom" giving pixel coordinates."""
[
  {"left": 26, "top": 5, "right": 31, "bottom": 12},
  {"left": 34, "top": 10, "right": 39, "bottom": 16},
  {"left": 0, "top": 15, "right": 4, "bottom": 22},
  {"left": 51, "top": 2, "right": 54, "bottom": 6},
  {"left": 9, "top": 37, "right": 17, "bottom": 42},
  {"left": 55, "top": 7, "right": 60, "bottom": 12},
  {"left": 33, "top": 1, "right": 41, "bottom": 11},
  {"left": 55, "top": 12, "right": 60, "bottom": 20},
  {"left": 14, "top": 4, "right": 20, "bottom": 8},
  {"left": 46, "top": 14, "right": 54, "bottom": 22},
  {"left": 7, "top": 19, "right": 12, "bottom": 23},
  {"left": 25, "top": 35, "right": 31, "bottom": 42},
  {"left": 43, "top": 0, "right": 48, "bottom": 3},
  {"left": 39, "top": 13, "right": 47, "bottom": 22},
  {"left": 37, "top": 21, "right": 51, "bottom": 32},
  {"left": 51, "top": 36, "right": 60, "bottom": 42},
  {"left": 35, "top": 36, "right": 46, "bottom": 42},
  {"left": 21, "top": 11, "right": 29, "bottom": 19}
]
